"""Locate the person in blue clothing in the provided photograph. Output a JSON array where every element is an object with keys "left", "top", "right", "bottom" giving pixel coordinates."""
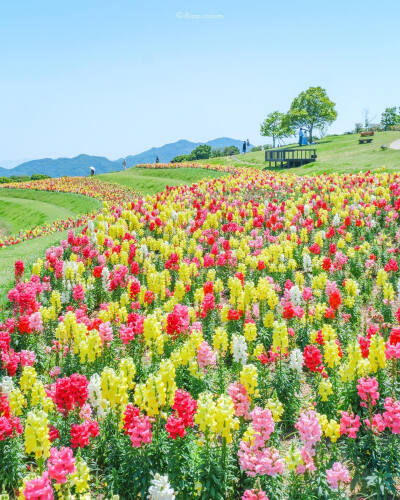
[
  {"left": 299, "top": 128, "right": 303, "bottom": 146},
  {"left": 242, "top": 141, "right": 247, "bottom": 154}
]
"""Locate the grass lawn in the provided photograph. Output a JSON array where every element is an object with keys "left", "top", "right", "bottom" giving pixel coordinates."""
[
  {"left": 0, "top": 189, "right": 101, "bottom": 236},
  {"left": 98, "top": 167, "right": 228, "bottom": 195},
  {"left": 196, "top": 131, "right": 400, "bottom": 174}
]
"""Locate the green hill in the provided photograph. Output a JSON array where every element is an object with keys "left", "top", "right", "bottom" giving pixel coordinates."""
[
  {"left": 0, "top": 189, "right": 101, "bottom": 237},
  {"left": 198, "top": 131, "right": 400, "bottom": 174},
  {"left": 97, "top": 166, "right": 228, "bottom": 195}
]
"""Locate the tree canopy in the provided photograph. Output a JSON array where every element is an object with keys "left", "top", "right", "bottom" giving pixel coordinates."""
[
  {"left": 381, "top": 107, "right": 400, "bottom": 131},
  {"left": 286, "top": 86, "right": 337, "bottom": 143},
  {"left": 260, "top": 111, "right": 293, "bottom": 148}
]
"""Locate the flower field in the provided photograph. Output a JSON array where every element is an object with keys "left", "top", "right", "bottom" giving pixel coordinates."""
[
  {"left": 1, "top": 177, "right": 138, "bottom": 205},
  {"left": 1, "top": 167, "right": 400, "bottom": 499}
]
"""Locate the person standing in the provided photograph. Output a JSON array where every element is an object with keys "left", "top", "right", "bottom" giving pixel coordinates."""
[
  {"left": 122, "top": 159, "right": 127, "bottom": 170},
  {"left": 242, "top": 141, "right": 247, "bottom": 154},
  {"left": 90, "top": 166, "right": 95, "bottom": 176}
]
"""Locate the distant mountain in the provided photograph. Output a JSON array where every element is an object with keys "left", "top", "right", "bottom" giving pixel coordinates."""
[
  {"left": 0, "top": 138, "right": 251, "bottom": 178},
  {"left": 0, "top": 158, "right": 33, "bottom": 169},
  {"left": 0, "top": 155, "right": 121, "bottom": 178},
  {"left": 120, "top": 137, "right": 250, "bottom": 165}
]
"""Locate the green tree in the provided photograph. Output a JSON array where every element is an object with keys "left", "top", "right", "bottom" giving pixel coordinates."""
[
  {"left": 171, "top": 154, "right": 189, "bottom": 163},
  {"left": 381, "top": 107, "right": 399, "bottom": 130},
  {"left": 286, "top": 86, "right": 337, "bottom": 143},
  {"left": 188, "top": 144, "right": 212, "bottom": 160},
  {"left": 260, "top": 111, "right": 293, "bottom": 148},
  {"left": 211, "top": 148, "right": 223, "bottom": 158},
  {"left": 354, "top": 122, "right": 363, "bottom": 133},
  {"left": 222, "top": 145, "right": 240, "bottom": 156}
]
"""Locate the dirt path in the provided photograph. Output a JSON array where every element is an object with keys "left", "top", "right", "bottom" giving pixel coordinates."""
[{"left": 390, "top": 139, "right": 400, "bottom": 150}]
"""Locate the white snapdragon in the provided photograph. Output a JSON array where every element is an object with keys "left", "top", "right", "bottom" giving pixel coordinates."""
[
  {"left": 303, "top": 253, "right": 312, "bottom": 273},
  {"left": 88, "top": 374, "right": 106, "bottom": 419},
  {"left": 289, "top": 348, "right": 304, "bottom": 373},
  {"left": 60, "top": 290, "right": 71, "bottom": 304},
  {"left": 140, "top": 244, "right": 149, "bottom": 257},
  {"left": 148, "top": 473, "right": 175, "bottom": 500},
  {"left": 332, "top": 213, "right": 341, "bottom": 227},
  {"left": 232, "top": 334, "right": 248, "bottom": 364},
  {"left": 289, "top": 285, "right": 302, "bottom": 306},
  {"left": 0, "top": 376, "right": 15, "bottom": 395},
  {"left": 101, "top": 266, "right": 110, "bottom": 291}
]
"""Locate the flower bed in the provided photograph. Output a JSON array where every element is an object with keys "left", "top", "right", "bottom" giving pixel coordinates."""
[{"left": 1, "top": 169, "right": 400, "bottom": 498}]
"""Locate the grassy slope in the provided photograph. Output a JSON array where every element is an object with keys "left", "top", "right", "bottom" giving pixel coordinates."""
[
  {"left": 0, "top": 189, "right": 101, "bottom": 235},
  {"left": 98, "top": 167, "right": 228, "bottom": 195},
  {"left": 197, "top": 131, "right": 400, "bottom": 174}
]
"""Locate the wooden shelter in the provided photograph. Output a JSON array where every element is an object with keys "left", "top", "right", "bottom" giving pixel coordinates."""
[{"left": 265, "top": 148, "right": 317, "bottom": 168}]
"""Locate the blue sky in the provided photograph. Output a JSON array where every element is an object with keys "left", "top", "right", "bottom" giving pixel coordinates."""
[{"left": 0, "top": 0, "right": 399, "bottom": 162}]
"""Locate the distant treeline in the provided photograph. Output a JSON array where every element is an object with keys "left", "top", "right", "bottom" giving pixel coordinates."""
[
  {"left": 0, "top": 174, "right": 51, "bottom": 184},
  {"left": 171, "top": 144, "right": 240, "bottom": 163}
]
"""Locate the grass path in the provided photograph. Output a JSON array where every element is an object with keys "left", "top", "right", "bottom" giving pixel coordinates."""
[{"left": 390, "top": 139, "right": 400, "bottom": 150}]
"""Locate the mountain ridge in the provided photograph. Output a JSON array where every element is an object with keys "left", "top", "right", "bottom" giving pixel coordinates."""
[{"left": 0, "top": 138, "right": 250, "bottom": 178}]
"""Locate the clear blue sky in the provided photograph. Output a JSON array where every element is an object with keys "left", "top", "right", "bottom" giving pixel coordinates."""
[{"left": 1, "top": 0, "right": 399, "bottom": 161}]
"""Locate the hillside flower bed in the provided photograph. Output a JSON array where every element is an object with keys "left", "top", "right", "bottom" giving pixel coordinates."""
[
  {"left": 0, "top": 213, "right": 97, "bottom": 249},
  {"left": 1, "top": 169, "right": 400, "bottom": 498},
  {"left": 1, "top": 177, "right": 139, "bottom": 205},
  {"left": 0, "top": 178, "right": 139, "bottom": 248},
  {"left": 135, "top": 162, "right": 240, "bottom": 174}
]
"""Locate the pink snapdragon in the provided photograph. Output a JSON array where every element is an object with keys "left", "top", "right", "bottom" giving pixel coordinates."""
[
  {"left": 23, "top": 471, "right": 54, "bottom": 500},
  {"left": 238, "top": 442, "right": 284, "bottom": 477},
  {"left": 340, "top": 411, "right": 361, "bottom": 438},
  {"left": 251, "top": 407, "right": 275, "bottom": 446},
  {"left": 228, "top": 382, "right": 251, "bottom": 419},
  {"left": 383, "top": 397, "right": 400, "bottom": 433},
  {"left": 385, "top": 341, "right": 400, "bottom": 359},
  {"left": 19, "top": 350, "right": 36, "bottom": 367},
  {"left": 357, "top": 377, "right": 379, "bottom": 407},
  {"left": 197, "top": 341, "right": 217, "bottom": 371},
  {"left": 47, "top": 446, "right": 76, "bottom": 484},
  {"left": 73, "top": 284, "right": 85, "bottom": 302},
  {"left": 120, "top": 324, "right": 136, "bottom": 344},
  {"left": 29, "top": 312, "right": 43, "bottom": 332},
  {"left": 238, "top": 407, "right": 283, "bottom": 477},
  {"left": 242, "top": 489, "right": 269, "bottom": 500},
  {"left": 98, "top": 321, "right": 113, "bottom": 346},
  {"left": 295, "top": 410, "right": 322, "bottom": 454},
  {"left": 326, "top": 462, "right": 351, "bottom": 489}
]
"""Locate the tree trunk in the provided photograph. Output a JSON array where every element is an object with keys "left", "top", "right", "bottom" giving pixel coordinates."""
[{"left": 273, "top": 136, "right": 276, "bottom": 148}]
